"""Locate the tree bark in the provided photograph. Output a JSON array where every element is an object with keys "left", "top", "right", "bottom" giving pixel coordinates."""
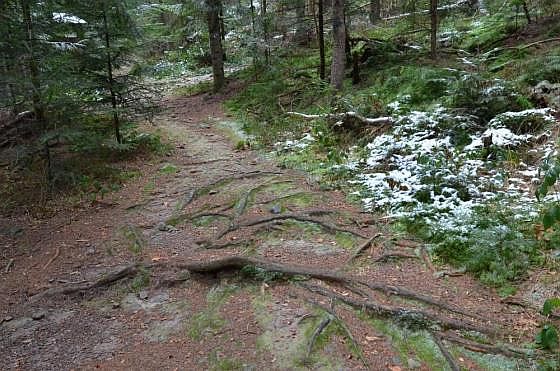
[
  {"left": 331, "top": 0, "right": 346, "bottom": 91},
  {"left": 21, "top": 0, "right": 44, "bottom": 124},
  {"left": 206, "top": 0, "right": 225, "bottom": 92},
  {"left": 295, "top": 0, "right": 308, "bottom": 45},
  {"left": 317, "top": 0, "right": 325, "bottom": 80},
  {"left": 369, "top": 0, "right": 381, "bottom": 24},
  {"left": 261, "top": 0, "right": 270, "bottom": 64},
  {"left": 430, "top": 0, "right": 438, "bottom": 59},
  {"left": 101, "top": 4, "right": 122, "bottom": 143}
]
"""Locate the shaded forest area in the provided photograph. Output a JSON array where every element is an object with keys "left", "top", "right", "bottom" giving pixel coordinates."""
[{"left": 2, "top": 0, "right": 560, "bottom": 369}]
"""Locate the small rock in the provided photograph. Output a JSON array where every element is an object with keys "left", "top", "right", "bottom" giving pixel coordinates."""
[
  {"left": 139, "top": 291, "right": 149, "bottom": 300},
  {"left": 3, "top": 316, "right": 13, "bottom": 322},
  {"left": 407, "top": 358, "right": 421, "bottom": 369},
  {"left": 32, "top": 311, "right": 46, "bottom": 320},
  {"left": 86, "top": 247, "right": 96, "bottom": 255},
  {"left": 111, "top": 301, "right": 121, "bottom": 309},
  {"left": 270, "top": 204, "right": 281, "bottom": 214},
  {"left": 208, "top": 190, "right": 218, "bottom": 195}
]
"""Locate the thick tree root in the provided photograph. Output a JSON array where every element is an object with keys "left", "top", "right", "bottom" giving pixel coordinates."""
[
  {"left": 373, "top": 251, "right": 417, "bottom": 263},
  {"left": 439, "top": 332, "right": 533, "bottom": 359},
  {"left": 300, "top": 282, "right": 491, "bottom": 334},
  {"left": 215, "top": 213, "right": 369, "bottom": 240},
  {"left": 306, "top": 315, "right": 333, "bottom": 360}
]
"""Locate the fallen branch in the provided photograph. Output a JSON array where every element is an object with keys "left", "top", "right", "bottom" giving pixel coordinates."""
[
  {"left": 4, "top": 258, "right": 14, "bottom": 273},
  {"left": 287, "top": 111, "right": 393, "bottom": 126},
  {"left": 43, "top": 245, "right": 61, "bottom": 270},
  {"left": 432, "top": 332, "right": 460, "bottom": 371}
]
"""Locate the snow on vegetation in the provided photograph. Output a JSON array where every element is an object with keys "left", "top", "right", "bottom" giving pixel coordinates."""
[
  {"left": 347, "top": 106, "right": 557, "bottom": 228},
  {"left": 52, "top": 12, "right": 86, "bottom": 24}
]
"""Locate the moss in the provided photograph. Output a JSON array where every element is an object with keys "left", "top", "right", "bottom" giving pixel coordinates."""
[
  {"left": 119, "top": 225, "right": 146, "bottom": 255},
  {"left": 186, "top": 285, "right": 239, "bottom": 341}
]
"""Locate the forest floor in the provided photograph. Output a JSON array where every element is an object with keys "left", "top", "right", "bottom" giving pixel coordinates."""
[{"left": 0, "top": 77, "right": 547, "bottom": 370}]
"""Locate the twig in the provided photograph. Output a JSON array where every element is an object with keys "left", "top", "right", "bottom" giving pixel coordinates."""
[
  {"left": 43, "top": 246, "right": 61, "bottom": 270},
  {"left": 347, "top": 233, "right": 382, "bottom": 263},
  {"left": 432, "top": 332, "right": 460, "bottom": 371},
  {"left": 4, "top": 258, "right": 14, "bottom": 273}
]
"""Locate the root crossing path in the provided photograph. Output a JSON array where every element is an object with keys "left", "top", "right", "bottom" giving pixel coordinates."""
[{"left": 0, "top": 84, "right": 541, "bottom": 370}]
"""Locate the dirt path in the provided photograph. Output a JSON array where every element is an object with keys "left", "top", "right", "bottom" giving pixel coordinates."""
[{"left": 0, "top": 83, "right": 541, "bottom": 370}]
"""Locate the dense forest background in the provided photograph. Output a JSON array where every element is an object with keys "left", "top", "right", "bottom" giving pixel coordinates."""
[{"left": 2, "top": 0, "right": 560, "bottom": 367}]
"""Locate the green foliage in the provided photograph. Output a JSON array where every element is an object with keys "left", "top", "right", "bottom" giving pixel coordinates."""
[
  {"left": 518, "top": 55, "right": 560, "bottom": 85},
  {"left": 407, "top": 204, "right": 540, "bottom": 288},
  {"left": 543, "top": 298, "right": 560, "bottom": 316},
  {"left": 536, "top": 325, "right": 559, "bottom": 351}
]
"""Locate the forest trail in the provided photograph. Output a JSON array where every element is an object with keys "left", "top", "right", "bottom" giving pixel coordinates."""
[{"left": 0, "top": 80, "right": 541, "bottom": 370}]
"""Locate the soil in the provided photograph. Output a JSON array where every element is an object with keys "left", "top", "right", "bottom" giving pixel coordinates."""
[{"left": 0, "top": 77, "right": 548, "bottom": 370}]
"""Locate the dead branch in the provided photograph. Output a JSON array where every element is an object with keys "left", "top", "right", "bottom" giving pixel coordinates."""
[
  {"left": 4, "top": 258, "right": 14, "bottom": 273},
  {"left": 287, "top": 111, "right": 393, "bottom": 126},
  {"left": 347, "top": 233, "right": 382, "bottom": 263},
  {"left": 43, "top": 246, "right": 61, "bottom": 270},
  {"left": 432, "top": 332, "right": 460, "bottom": 371}
]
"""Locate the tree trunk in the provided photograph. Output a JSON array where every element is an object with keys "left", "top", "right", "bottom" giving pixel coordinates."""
[
  {"left": 102, "top": 5, "right": 122, "bottom": 144},
  {"left": 369, "top": 0, "right": 381, "bottom": 24},
  {"left": 295, "top": 0, "right": 307, "bottom": 45},
  {"left": 21, "top": 0, "right": 44, "bottom": 124},
  {"left": 262, "top": 0, "right": 270, "bottom": 64},
  {"left": 331, "top": 0, "right": 346, "bottom": 91},
  {"left": 430, "top": 0, "right": 438, "bottom": 59},
  {"left": 317, "top": 0, "right": 325, "bottom": 80},
  {"left": 206, "top": 0, "right": 225, "bottom": 92},
  {"left": 522, "top": 1, "right": 531, "bottom": 24}
]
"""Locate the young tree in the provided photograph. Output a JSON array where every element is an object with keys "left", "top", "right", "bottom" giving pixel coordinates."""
[
  {"left": 331, "top": 0, "right": 346, "bottom": 90},
  {"left": 430, "top": 0, "right": 438, "bottom": 59}
]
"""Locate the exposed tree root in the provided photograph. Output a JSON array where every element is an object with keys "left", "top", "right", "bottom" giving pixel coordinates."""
[
  {"left": 432, "top": 332, "right": 460, "bottom": 371},
  {"left": 30, "top": 264, "right": 139, "bottom": 302},
  {"left": 439, "top": 332, "right": 533, "bottom": 359},
  {"left": 346, "top": 233, "right": 382, "bottom": 263},
  {"left": 308, "top": 299, "right": 369, "bottom": 369},
  {"left": 305, "top": 315, "right": 333, "bottom": 361},
  {"left": 43, "top": 245, "right": 61, "bottom": 270},
  {"left": 255, "top": 191, "right": 316, "bottom": 206},
  {"left": 300, "top": 282, "right": 491, "bottom": 334},
  {"left": 215, "top": 213, "right": 369, "bottom": 240},
  {"left": 33, "top": 255, "right": 484, "bottom": 325},
  {"left": 373, "top": 251, "right": 417, "bottom": 263}
]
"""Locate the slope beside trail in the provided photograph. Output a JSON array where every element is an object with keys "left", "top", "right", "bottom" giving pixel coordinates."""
[{"left": 0, "top": 80, "right": 542, "bottom": 370}]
